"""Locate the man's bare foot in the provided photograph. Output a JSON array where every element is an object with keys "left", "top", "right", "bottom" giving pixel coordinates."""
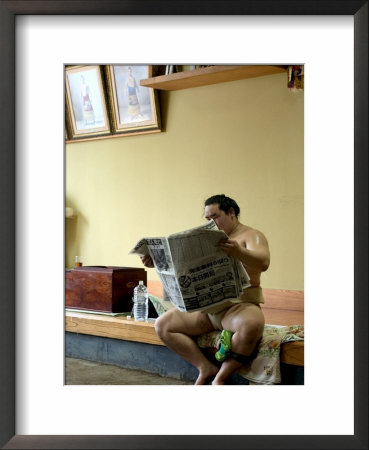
[
  {"left": 211, "top": 376, "right": 226, "bottom": 385},
  {"left": 194, "top": 364, "right": 219, "bottom": 385}
]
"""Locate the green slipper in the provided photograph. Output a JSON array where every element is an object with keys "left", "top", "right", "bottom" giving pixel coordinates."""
[{"left": 215, "top": 330, "right": 233, "bottom": 362}]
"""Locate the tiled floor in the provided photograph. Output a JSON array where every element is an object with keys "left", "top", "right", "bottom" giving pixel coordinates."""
[{"left": 65, "top": 357, "right": 193, "bottom": 385}]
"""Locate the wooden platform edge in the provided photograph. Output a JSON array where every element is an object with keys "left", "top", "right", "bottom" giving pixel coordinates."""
[
  {"left": 65, "top": 313, "right": 163, "bottom": 346},
  {"left": 280, "top": 341, "right": 304, "bottom": 367},
  {"left": 65, "top": 311, "right": 304, "bottom": 366}
]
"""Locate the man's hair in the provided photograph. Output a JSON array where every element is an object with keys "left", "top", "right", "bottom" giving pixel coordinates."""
[{"left": 204, "top": 194, "right": 240, "bottom": 218}]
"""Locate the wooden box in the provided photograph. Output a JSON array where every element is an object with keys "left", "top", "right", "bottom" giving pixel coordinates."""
[{"left": 65, "top": 266, "right": 147, "bottom": 313}]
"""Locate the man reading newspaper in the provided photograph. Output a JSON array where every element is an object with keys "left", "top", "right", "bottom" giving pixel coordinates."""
[{"left": 137, "top": 194, "right": 270, "bottom": 385}]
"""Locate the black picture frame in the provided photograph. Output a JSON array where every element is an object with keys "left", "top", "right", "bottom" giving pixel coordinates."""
[{"left": 0, "top": 1, "right": 367, "bottom": 449}]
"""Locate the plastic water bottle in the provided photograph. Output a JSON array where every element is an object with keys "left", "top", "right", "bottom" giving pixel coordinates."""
[{"left": 133, "top": 280, "right": 148, "bottom": 321}]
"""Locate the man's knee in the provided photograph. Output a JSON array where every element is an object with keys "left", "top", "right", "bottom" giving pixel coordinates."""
[
  {"left": 154, "top": 311, "right": 168, "bottom": 339},
  {"left": 232, "top": 320, "right": 264, "bottom": 353},
  {"left": 154, "top": 308, "right": 177, "bottom": 339}
]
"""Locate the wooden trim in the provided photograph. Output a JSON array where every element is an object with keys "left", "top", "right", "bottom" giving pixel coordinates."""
[
  {"left": 263, "top": 288, "right": 304, "bottom": 311},
  {"left": 66, "top": 312, "right": 163, "bottom": 346},
  {"left": 147, "top": 280, "right": 304, "bottom": 311},
  {"left": 66, "top": 128, "right": 161, "bottom": 144},
  {"left": 140, "top": 65, "right": 287, "bottom": 91},
  {"left": 281, "top": 341, "right": 304, "bottom": 367},
  {"left": 261, "top": 308, "right": 304, "bottom": 326}
]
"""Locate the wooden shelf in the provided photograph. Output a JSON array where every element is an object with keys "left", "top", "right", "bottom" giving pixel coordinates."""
[{"left": 140, "top": 65, "right": 287, "bottom": 91}]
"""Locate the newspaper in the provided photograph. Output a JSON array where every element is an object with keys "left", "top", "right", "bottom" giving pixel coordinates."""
[{"left": 129, "top": 220, "right": 251, "bottom": 312}]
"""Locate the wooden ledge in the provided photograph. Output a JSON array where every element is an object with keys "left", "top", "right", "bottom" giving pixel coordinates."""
[
  {"left": 140, "top": 65, "right": 286, "bottom": 91},
  {"left": 66, "top": 312, "right": 162, "bottom": 346},
  {"left": 65, "top": 311, "right": 304, "bottom": 367}
]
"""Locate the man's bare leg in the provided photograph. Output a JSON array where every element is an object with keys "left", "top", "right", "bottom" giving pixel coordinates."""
[
  {"left": 155, "top": 308, "right": 219, "bottom": 384},
  {"left": 212, "top": 302, "right": 265, "bottom": 385},
  {"left": 212, "top": 359, "right": 244, "bottom": 385}
]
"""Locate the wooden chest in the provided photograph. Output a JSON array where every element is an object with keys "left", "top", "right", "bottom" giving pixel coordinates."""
[{"left": 65, "top": 266, "right": 147, "bottom": 313}]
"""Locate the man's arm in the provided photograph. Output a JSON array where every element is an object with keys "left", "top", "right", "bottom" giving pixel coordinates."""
[{"left": 218, "top": 230, "right": 270, "bottom": 272}]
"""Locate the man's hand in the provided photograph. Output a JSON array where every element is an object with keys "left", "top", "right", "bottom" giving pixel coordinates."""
[
  {"left": 140, "top": 254, "right": 154, "bottom": 268},
  {"left": 217, "top": 238, "right": 243, "bottom": 258}
]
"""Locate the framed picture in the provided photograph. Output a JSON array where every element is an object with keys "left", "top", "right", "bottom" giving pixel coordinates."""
[
  {"left": 105, "top": 65, "right": 161, "bottom": 136},
  {"left": 65, "top": 65, "right": 111, "bottom": 140}
]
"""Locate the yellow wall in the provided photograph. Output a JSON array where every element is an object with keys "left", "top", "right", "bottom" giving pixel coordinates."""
[{"left": 66, "top": 72, "right": 304, "bottom": 290}]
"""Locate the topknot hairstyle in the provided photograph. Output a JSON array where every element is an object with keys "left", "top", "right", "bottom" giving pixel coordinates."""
[{"left": 204, "top": 194, "right": 240, "bottom": 218}]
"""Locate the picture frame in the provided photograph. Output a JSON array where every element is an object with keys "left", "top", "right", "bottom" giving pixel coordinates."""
[
  {"left": 105, "top": 64, "right": 161, "bottom": 136},
  {"left": 65, "top": 65, "right": 111, "bottom": 140},
  {"left": 1, "top": 1, "right": 367, "bottom": 450}
]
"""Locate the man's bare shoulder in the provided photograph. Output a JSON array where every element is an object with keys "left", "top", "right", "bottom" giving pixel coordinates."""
[{"left": 237, "top": 223, "right": 268, "bottom": 246}]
